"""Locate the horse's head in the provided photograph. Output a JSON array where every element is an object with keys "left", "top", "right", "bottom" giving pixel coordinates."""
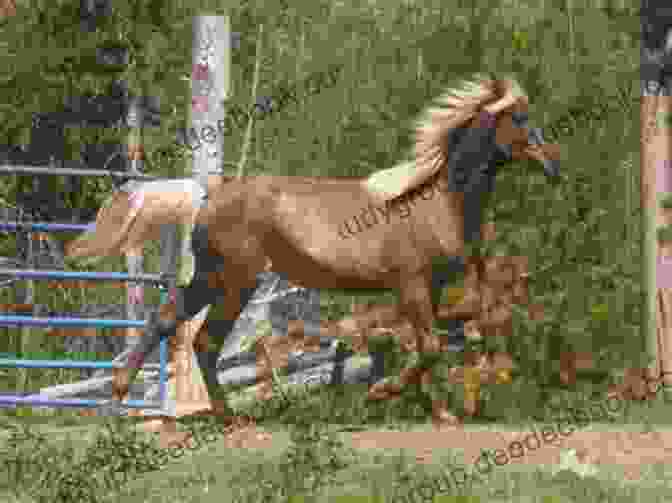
[
  {"left": 364, "top": 75, "right": 561, "bottom": 201},
  {"left": 485, "top": 80, "right": 561, "bottom": 181}
]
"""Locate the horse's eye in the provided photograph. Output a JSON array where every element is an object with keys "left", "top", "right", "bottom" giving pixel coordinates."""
[{"left": 511, "top": 112, "right": 528, "bottom": 127}]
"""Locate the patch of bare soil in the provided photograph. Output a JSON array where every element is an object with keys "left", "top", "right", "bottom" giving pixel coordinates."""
[
  {"left": 151, "top": 418, "right": 672, "bottom": 482},
  {"left": 348, "top": 427, "right": 672, "bottom": 481},
  {"left": 141, "top": 416, "right": 272, "bottom": 450}
]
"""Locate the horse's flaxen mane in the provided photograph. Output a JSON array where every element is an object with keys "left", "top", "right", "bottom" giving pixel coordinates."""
[{"left": 364, "top": 73, "right": 526, "bottom": 201}]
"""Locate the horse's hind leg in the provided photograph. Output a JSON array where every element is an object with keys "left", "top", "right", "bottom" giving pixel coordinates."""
[
  {"left": 194, "top": 276, "right": 260, "bottom": 416},
  {"left": 109, "top": 269, "right": 220, "bottom": 407}
]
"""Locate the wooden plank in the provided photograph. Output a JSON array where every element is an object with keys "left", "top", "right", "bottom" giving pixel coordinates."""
[
  {"left": 0, "top": 303, "right": 35, "bottom": 313},
  {"left": 45, "top": 327, "right": 100, "bottom": 337}
]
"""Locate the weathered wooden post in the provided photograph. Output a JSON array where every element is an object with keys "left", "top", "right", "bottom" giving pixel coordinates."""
[
  {"left": 15, "top": 210, "right": 33, "bottom": 414},
  {"left": 641, "top": 0, "right": 672, "bottom": 400},
  {"left": 124, "top": 94, "right": 146, "bottom": 370}
]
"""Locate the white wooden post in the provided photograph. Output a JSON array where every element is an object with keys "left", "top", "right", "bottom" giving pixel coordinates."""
[{"left": 169, "top": 14, "right": 231, "bottom": 416}]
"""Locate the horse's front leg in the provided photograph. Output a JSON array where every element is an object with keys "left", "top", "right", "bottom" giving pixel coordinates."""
[
  {"left": 110, "top": 271, "right": 218, "bottom": 407},
  {"left": 367, "top": 278, "right": 439, "bottom": 397},
  {"left": 404, "top": 276, "right": 464, "bottom": 426}
]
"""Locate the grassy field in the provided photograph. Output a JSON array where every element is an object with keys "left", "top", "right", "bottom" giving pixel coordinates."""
[
  {"left": 0, "top": 0, "right": 662, "bottom": 501},
  {"left": 2, "top": 383, "right": 672, "bottom": 502}
]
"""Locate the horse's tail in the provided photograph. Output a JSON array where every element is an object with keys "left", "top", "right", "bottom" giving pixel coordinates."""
[
  {"left": 65, "top": 190, "right": 149, "bottom": 261},
  {"left": 66, "top": 184, "right": 200, "bottom": 262}
]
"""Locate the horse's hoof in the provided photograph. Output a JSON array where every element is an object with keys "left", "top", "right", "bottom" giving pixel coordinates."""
[
  {"left": 223, "top": 415, "right": 254, "bottom": 429},
  {"left": 369, "top": 379, "right": 401, "bottom": 392},
  {"left": 432, "top": 411, "right": 462, "bottom": 428},
  {"left": 431, "top": 399, "right": 462, "bottom": 427},
  {"left": 367, "top": 381, "right": 403, "bottom": 400},
  {"left": 157, "top": 430, "right": 193, "bottom": 449},
  {"left": 367, "top": 389, "right": 394, "bottom": 401}
]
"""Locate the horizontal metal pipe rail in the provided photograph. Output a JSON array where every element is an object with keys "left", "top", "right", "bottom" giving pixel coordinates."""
[
  {"left": 0, "top": 359, "right": 130, "bottom": 369},
  {"left": 0, "top": 268, "right": 164, "bottom": 284},
  {"left": 0, "top": 222, "right": 94, "bottom": 232},
  {"left": 0, "top": 162, "right": 227, "bottom": 179},
  {"left": 0, "top": 397, "right": 163, "bottom": 409},
  {"left": 0, "top": 162, "right": 158, "bottom": 180},
  {"left": 0, "top": 315, "right": 147, "bottom": 329}
]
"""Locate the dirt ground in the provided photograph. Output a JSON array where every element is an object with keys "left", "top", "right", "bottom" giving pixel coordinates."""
[
  {"left": 214, "top": 422, "right": 672, "bottom": 482},
  {"left": 347, "top": 427, "right": 672, "bottom": 481}
]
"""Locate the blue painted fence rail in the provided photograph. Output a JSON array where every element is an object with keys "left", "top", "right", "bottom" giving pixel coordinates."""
[
  {"left": 0, "top": 269, "right": 164, "bottom": 284},
  {"left": 0, "top": 397, "right": 162, "bottom": 408},
  {"left": 0, "top": 359, "right": 125, "bottom": 369},
  {"left": 0, "top": 315, "right": 146, "bottom": 329},
  {"left": 0, "top": 222, "right": 94, "bottom": 233}
]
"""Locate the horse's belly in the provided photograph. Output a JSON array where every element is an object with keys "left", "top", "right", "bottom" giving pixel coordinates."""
[
  {"left": 277, "top": 244, "right": 393, "bottom": 285},
  {"left": 266, "top": 222, "right": 422, "bottom": 288}
]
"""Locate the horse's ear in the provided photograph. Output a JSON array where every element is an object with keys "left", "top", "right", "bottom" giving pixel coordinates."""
[{"left": 485, "top": 79, "right": 525, "bottom": 115}]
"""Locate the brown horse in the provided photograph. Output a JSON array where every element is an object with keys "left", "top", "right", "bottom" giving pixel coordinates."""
[{"left": 69, "top": 74, "right": 561, "bottom": 426}]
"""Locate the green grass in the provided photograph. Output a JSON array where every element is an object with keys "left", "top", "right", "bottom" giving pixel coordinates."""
[{"left": 2, "top": 379, "right": 672, "bottom": 503}]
